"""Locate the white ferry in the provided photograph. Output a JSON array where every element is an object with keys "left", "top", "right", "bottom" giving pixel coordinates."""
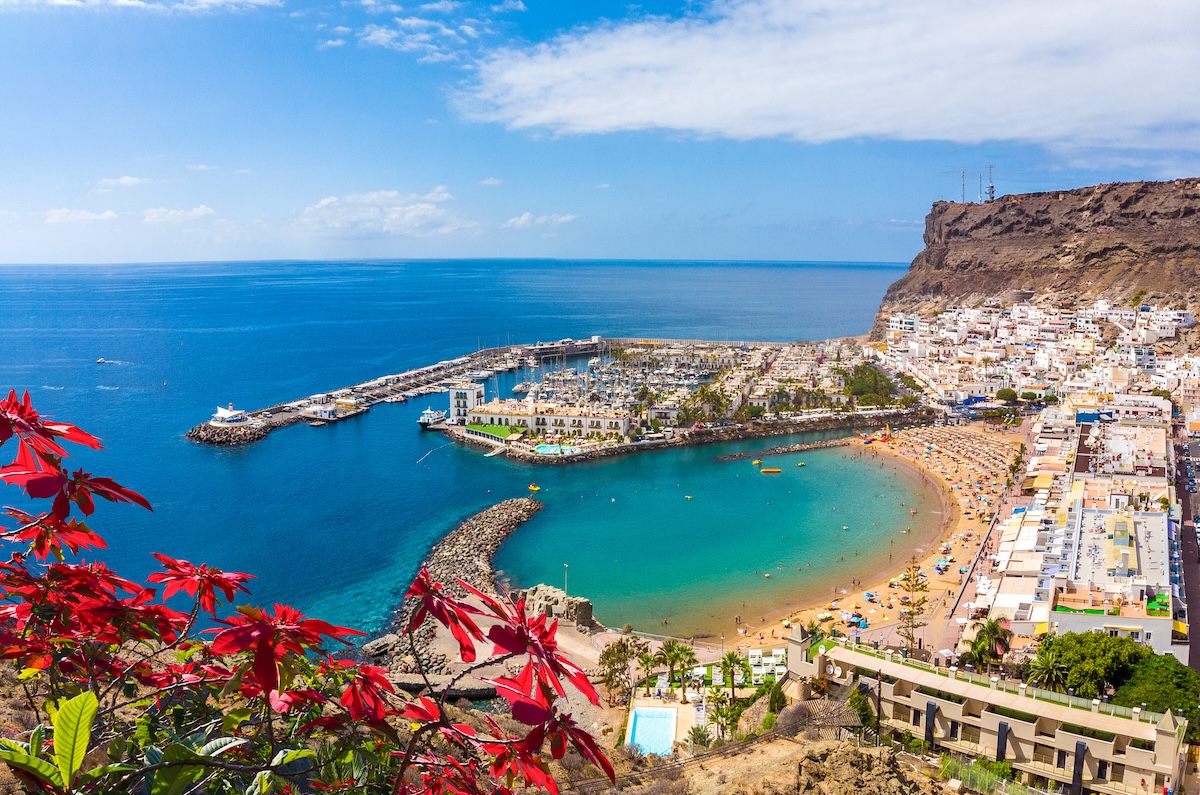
[{"left": 417, "top": 407, "right": 447, "bottom": 429}]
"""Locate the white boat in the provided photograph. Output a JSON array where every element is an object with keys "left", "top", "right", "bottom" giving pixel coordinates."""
[
  {"left": 417, "top": 407, "right": 447, "bottom": 429},
  {"left": 588, "top": 357, "right": 601, "bottom": 368},
  {"left": 512, "top": 381, "right": 531, "bottom": 395}
]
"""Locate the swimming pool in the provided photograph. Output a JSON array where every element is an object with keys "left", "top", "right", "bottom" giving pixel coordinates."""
[
  {"left": 627, "top": 707, "right": 677, "bottom": 756},
  {"left": 534, "top": 444, "right": 581, "bottom": 455}
]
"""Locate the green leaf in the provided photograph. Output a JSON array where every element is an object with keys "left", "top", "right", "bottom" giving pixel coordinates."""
[
  {"left": 221, "top": 708, "right": 253, "bottom": 734},
  {"left": 149, "top": 744, "right": 204, "bottom": 795},
  {"left": 30, "top": 724, "right": 44, "bottom": 759},
  {"left": 134, "top": 715, "right": 155, "bottom": 748},
  {"left": 17, "top": 667, "right": 43, "bottom": 681},
  {"left": 0, "top": 748, "right": 64, "bottom": 788},
  {"left": 0, "top": 738, "right": 30, "bottom": 755},
  {"left": 198, "top": 737, "right": 247, "bottom": 757},
  {"left": 271, "top": 748, "right": 314, "bottom": 767},
  {"left": 246, "top": 769, "right": 275, "bottom": 795},
  {"left": 52, "top": 690, "right": 98, "bottom": 789}
]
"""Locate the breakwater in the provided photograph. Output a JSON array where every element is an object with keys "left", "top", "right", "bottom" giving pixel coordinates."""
[
  {"left": 713, "top": 437, "right": 853, "bottom": 462},
  {"left": 477, "top": 408, "right": 935, "bottom": 466},
  {"left": 362, "top": 497, "right": 544, "bottom": 675}
]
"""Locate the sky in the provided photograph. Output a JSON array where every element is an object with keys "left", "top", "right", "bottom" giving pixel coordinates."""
[{"left": 1, "top": 0, "right": 1198, "bottom": 264}]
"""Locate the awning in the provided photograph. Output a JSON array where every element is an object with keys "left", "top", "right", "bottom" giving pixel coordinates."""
[{"left": 1034, "top": 622, "right": 1049, "bottom": 635}]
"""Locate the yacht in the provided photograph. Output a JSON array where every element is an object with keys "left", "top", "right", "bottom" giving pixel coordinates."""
[
  {"left": 512, "top": 381, "right": 531, "bottom": 395},
  {"left": 417, "top": 407, "right": 447, "bottom": 429}
]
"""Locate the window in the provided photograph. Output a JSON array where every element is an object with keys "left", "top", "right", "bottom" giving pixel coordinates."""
[
  {"left": 912, "top": 709, "right": 921, "bottom": 727},
  {"left": 1056, "top": 750, "right": 1067, "bottom": 769},
  {"left": 949, "top": 721, "right": 959, "bottom": 740},
  {"left": 1097, "top": 761, "right": 1108, "bottom": 781}
]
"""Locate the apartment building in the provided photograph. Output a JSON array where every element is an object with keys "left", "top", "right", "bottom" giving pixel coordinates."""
[{"left": 787, "top": 633, "right": 1188, "bottom": 795}]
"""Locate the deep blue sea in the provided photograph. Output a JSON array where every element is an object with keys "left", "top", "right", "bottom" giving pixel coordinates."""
[{"left": 0, "top": 259, "right": 931, "bottom": 638}]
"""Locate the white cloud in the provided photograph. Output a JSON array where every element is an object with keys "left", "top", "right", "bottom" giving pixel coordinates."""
[
  {"left": 479, "top": 177, "right": 503, "bottom": 185},
  {"left": 360, "top": 13, "right": 467, "bottom": 59},
  {"left": 465, "top": 0, "right": 1200, "bottom": 151},
  {"left": 502, "top": 211, "right": 578, "bottom": 229},
  {"left": 318, "top": 38, "right": 346, "bottom": 49},
  {"left": 299, "top": 187, "right": 474, "bottom": 237},
  {"left": 45, "top": 208, "right": 118, "bottom": 224},
  {"left": 186, "top": 164, "right": 215, "bottom": 171},
  {"left": 419, "top": 0, "right": 459, "bottom": 11},
  {"left": 142, "top": 205, "right": 215, "bottom": 223},
  {"left": 490, "top": 0, "right": 524, "bottom": 11},
  {"left": 98, "top": 175, "right": 152, "bottom": 187}
]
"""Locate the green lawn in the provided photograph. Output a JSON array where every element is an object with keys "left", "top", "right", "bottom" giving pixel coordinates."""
[{"left": 466, "top": 423, "right": 521, "bottom": 439}]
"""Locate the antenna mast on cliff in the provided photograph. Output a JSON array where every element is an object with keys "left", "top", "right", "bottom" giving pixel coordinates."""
[
  {"left": 961, "top": 168, "right": 966, "bottom": 203},
  {"left": 978, "top": 174, "right": 983, "bottom": 203},
  {"left": 987, "top": 164, "right": 995, "bottom": 202}
]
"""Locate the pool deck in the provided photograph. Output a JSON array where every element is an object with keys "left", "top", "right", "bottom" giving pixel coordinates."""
[{"left": 627, "top": 695, "right": 697, "bottom": 754}]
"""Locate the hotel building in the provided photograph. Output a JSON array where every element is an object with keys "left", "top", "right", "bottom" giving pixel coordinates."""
[{"left": 787, "top": 632, "right": 1188, "bottom": 795}]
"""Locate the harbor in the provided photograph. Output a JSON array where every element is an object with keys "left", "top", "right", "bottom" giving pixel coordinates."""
[{"left": 184, "top": 336, "right": 606, "bottom": 445}]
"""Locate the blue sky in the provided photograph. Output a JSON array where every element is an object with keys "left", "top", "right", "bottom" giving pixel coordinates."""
[{"left": 1, "top": 0, "right": 1198, "bottom": 264}]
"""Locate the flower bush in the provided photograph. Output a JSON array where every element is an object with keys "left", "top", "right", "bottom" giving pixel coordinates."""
[{"left": 0, "top": 390, "right": 611, "bottom": 794}]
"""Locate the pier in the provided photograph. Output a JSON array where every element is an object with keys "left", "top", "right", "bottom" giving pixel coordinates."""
[{"left": 185, "top": 337, "right": 604, "bottom": 445}]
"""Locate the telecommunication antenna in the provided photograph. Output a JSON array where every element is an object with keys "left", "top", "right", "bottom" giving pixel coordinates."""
[
  {"left": 987, "top": 164, "right": 995, "bottom": 201},
  {"left": 961, "top": 168, "right": 966, "bottom": 203},
  {"left": 978, "top": 174, "right": 983, "bottom": 203}
]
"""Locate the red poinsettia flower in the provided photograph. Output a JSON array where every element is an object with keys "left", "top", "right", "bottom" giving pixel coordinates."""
[{"left": 148, "top": 553, "right": 253, "bottom": 615}]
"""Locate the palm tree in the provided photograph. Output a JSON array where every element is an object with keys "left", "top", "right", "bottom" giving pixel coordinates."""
[
  {"left": 719, "top": 649, "right": 751, "bottom": 703},
  {"left": 654, "top": 639, "right": 687, "bottom": 698},
  {"left": 1027, "top": 648, "right": 1069, "bottom": 693},
  {"left": 970, "top": 618, "right": 1013, "bottom": 674},
  {"left": 687, "top": 725, "right": 712, "bottom": 750},
  {"left": 637, "top": 652, "right": 657, "bottom": 696},
  {"left": 676, "top": 645, "right": 699, "bottom": 703}
]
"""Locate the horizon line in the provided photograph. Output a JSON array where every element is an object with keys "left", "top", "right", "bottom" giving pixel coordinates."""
[{"left": 0, "top": 256, "right": 911, "bottom": 268}]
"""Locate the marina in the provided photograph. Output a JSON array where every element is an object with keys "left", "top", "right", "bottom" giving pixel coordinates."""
[{"left": 185, "top": 337, "right": 605, "bottom": 444}]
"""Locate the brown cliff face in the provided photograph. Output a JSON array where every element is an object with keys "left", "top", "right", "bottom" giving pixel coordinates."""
[{"left": 870, "top": 178, "right": 1200, "bottom": 337}]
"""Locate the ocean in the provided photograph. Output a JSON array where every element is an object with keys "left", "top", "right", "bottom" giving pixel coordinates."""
[{"left": 0, "top": 259, "right": 933, "bottom": 637}]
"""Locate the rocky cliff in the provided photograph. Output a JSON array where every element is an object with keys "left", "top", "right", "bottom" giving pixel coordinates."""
[{"left": 871, "top": 178, "right": 1200, "bottom": 337}]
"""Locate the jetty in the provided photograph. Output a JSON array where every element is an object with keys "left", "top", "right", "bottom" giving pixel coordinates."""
[{"left": 185, "top": 337, "right": 603, "bottom": 445}]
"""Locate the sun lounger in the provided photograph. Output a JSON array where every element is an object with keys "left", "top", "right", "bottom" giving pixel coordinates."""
[
  {"left": 748, "top": 650, "right": 763, "bottom": 663},
  {"left": 734, "top": 671, "right": 745, "bottom": 685},
  {"left": 711, "top": 669, "right": 724, "bottom": 686},
  {"left": 775, "top": 665, "right": 788, "bottom": 678}
]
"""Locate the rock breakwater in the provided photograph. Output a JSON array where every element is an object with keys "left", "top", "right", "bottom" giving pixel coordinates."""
[
  {"left": 714, "top": 438, "right": 853, "bottom": 462},
  {"left": 363, "top": 497, "right": 544, "bottom": 675},
  {"left": 475, "top": 409, "right": 934, "bottom": 466},
  {"left": 185, "top": 423, "right": 269, "bottom": 446}
]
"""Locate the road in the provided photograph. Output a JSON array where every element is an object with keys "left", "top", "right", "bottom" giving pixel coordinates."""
[{"left": 1175, "top": 436, "right": 1199, "bottom": 672}]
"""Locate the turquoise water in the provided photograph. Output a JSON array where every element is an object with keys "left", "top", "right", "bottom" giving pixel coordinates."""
[
  {"left": 0, "top": 260, "right": 918, "bottom": 637},
  {"left": 628, "top": 707, "right": 678, "bottom": 755},
  {"left": 495, "top": 436, "right": 940, "bottom": 637}
]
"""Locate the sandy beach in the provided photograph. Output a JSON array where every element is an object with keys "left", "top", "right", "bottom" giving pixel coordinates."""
[{"left": 723, "top": 421, "right": 1023, "bottom": 653}]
